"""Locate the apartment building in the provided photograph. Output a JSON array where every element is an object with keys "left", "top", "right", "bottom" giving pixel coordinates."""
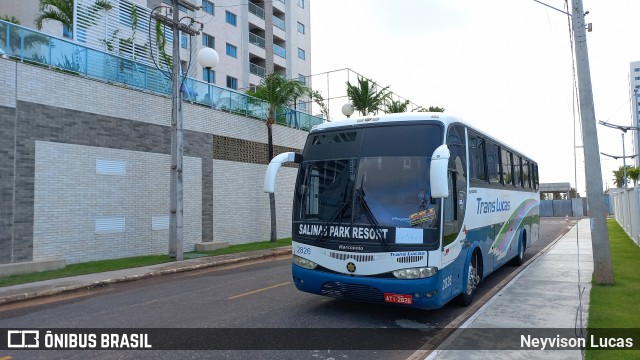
[
  {"left": 0, "top": 0, "right": 311, "bottom": 109},
  {"left": 630, "top": 61, "right": 640, "bottom": 167}
]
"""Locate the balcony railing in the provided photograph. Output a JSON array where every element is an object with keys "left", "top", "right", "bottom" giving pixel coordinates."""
[
  {"left": 273, "top": 16, "right": 286, "bottom": 31},
  {"left": 249, "top": 33, "right": 265, "bottom": 49},
  {"left": 249, "top": 62, "right": 266, "bottom": 78},
  {"left": 0, "top": 20, "right": 323, "bottom": 131},
  {"left": 273, "top": 44, "right": 286, "bottom": 59},
  {"left": 248, "top": 2, "right": 265, "bottom": 19}
]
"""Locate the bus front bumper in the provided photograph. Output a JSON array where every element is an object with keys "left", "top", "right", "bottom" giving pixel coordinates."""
[{"left": 292, "top": 265, "right": 445, "bottom": 309}]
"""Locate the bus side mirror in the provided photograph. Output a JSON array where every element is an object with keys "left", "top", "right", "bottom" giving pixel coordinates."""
[
  {"left": 430, "top": 144, "right": 450, "bottom": 198},
  {"left": 264, "top": 152, "right": 302, "bottom": 193}
]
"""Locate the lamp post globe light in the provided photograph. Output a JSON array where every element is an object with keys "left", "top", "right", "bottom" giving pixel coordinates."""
[
  {"left": 341, "top": 103, "right": 354, "bottom": 118},
  {"left": 198, "top": 47, "right": 219, "bottom": 105}
]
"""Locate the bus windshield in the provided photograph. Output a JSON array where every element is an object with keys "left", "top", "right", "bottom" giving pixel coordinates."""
[{"left": 293, "top": 123, "right": 443, "bottom": 250}]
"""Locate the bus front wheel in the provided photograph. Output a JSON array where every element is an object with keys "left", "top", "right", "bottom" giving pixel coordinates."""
[{"left": 461, "top": 250, "right": 481, "bottom": 307}]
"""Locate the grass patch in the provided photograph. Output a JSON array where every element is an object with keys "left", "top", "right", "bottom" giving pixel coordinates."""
[
  {"left": 186, "top": 238, "right": 292, "bottom": 257},
  {"left": 0, "top": 238, "right": 292, "bottom": 288},
  {"left": 586, "top": 220, "right": 640, "bottom": 359}
]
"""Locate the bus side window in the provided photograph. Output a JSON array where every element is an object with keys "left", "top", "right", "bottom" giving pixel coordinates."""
[
  {"left": 501, "top": 149, "right": 513, "bottom": 186},
  {"left": 523, "top": 160, "right": 531, "bottom": 189},
  {"left": 468, "top": 132, "right": 486, "bottom": 181},
  {"left": 514, "top": 156, "right": 522, "bottom": 187},
  {"left": 486, "top": 142, "right": 501, "bottom": 184}
]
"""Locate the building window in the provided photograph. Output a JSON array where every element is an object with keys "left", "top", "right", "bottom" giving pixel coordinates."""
[
  {"left": 202, "top": 0, "right": 215, "bottom": 15},
  {"left": 225, "top": 10, "right": 237, "bottom": 26},
  {"left": 226, "top": 43, "right": 237, "bottom": 58},
  {"left": 202, "top": 33, "right": 215, "bottom": 48},
  {"left": 636, "top": 77, "right": 640, "bottom": 81},
  {"left": 297, "top": 0, "right": 304, "bottom": 8},
  {"left": 62, "top": 24, "right": 73, "bottom": 39},
  {"left": 181, "top": 33, "right": 188, "bottom": 49},
  {"left": 226, "top": 76, "right": 238, "bottom": 90},
  {"left": 203, "top": 68, "right": 216, "bottom": 83},
  {"left": 297, "top": 22, "right": 305, "bottom": 34},
  {"left": 298, "top": 48, "right": 305, "bottom": 60},
  {"left": 298, "top": 100, "right": 307, "bottom": 111},
  {"left": 635, "top": 68, "right": 640, "bottom": 72},
  {"left": 298, "top": 74, "right": 306, "bottom": 84}
]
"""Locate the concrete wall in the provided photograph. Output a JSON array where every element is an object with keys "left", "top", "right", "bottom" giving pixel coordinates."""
[
  {"left": 0, "top": 58, "right": 307, "bottom": 264},
  {"left": 540, "top": 198, "right": 587, "bottom": 217}
]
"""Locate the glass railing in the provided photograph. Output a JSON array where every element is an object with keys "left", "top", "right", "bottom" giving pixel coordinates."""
[
  {"left": 248, "top": 2, "right": 265, "bottom": 19},
  {"left": 273, "top": 16, "right": 286, "bottom": 31},
  {"left": 249, "top": 62, "right": 266, "bottom": 78},
  {"left": 249, "top": 32, "right": 265, "bottom": 49},
  {"left": 0, "top": 20, "right": 323, "bottom": 130},
  {"left": 273, "top": 43, "right": 286, "bottom": 58}
]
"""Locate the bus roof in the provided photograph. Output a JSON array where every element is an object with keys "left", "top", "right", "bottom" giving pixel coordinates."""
[{"left": 310, "top": 112, "right": 535, "bottom": 162}]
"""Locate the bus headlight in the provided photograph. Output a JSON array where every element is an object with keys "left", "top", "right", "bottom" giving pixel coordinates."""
[
  {"left": 293, "top": 255, "right": 318, "bottom": 270},
  {"left": 393, "top": 267, "right": 438, "bottom": 279}
]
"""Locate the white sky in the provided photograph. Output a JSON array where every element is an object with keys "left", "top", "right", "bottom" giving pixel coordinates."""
[{"left": 309, "top": 0, "right": 640, "bottom": 195}]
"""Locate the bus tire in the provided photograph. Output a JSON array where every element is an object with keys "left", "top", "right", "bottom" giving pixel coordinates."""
[
  {"left": 461, "top": 250, "right": 480, "bottom": 307},
  {"left": 512, "top": 232, "right": 526, "bottom": 266}
]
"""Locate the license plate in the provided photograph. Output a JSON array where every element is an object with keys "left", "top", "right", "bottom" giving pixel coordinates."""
[{"left": 384, "top": 293, "right": 413, "bottom": 305}]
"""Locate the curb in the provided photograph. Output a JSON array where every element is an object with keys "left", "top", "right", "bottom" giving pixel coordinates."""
[
  {"left": 406, "top": 226, "right": 573, "bottom": 360},
  {"left": 0, "top": 247, "right": 292, "bottom": 306}
]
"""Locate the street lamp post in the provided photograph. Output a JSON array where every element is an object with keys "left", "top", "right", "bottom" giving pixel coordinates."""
[
  {"left": 341, "top": 103, "right": 354, "bottom": 118},
  {"left": 198, "top": 47, "right": 219, "bottom": 107}
]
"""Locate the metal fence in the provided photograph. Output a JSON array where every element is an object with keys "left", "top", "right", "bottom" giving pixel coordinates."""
[
  {"left": 611, "top": 188, "right": 640, "bottom": 246},
  {"left": 0, "top": 20, "right": 324, "bottom": 131}
]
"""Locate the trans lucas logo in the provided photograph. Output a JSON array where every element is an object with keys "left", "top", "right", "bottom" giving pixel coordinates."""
[{"left": 476, "top": 197, "right": 510, "bottom": 214}]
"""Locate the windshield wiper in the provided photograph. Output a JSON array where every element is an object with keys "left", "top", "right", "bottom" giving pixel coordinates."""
[
  {"left": 314, "top": 198, "right": 351, "bottom": 245},
  {"left": 356, "top": 189, "right": 391, "bottom": 251}
]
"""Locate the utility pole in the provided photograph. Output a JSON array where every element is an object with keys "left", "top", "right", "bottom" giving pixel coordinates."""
[
  {"left": 153, "top": 1, "right": 201, "bottom": 261},
  {"left": 571, "top": 0, "right": 614, "bottom": 284}
]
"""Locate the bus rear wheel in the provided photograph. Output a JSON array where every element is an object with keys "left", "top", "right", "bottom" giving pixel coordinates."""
[
  {"left": 461, "top": 250, "right": 480, "bottom": 307},
  {"left": 512, "top": 233, "right": 526, "bottom": 266}
]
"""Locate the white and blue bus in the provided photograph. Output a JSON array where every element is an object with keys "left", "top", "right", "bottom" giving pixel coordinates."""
[{"left": 264, "top": 113, "right": 539, "bottom": 309}]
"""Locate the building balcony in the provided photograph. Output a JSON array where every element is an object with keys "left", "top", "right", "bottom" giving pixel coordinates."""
[
  {"left": 273, "top": 43, "right": 286, "bottom": 59},
  {"left": 250, "top": 62, "right": 266, "bottom": 78},
  {"left": 248, "top": 2, "right": 265, "bottom": 19},
  {"left": 273, "top": 16, "right": 286, "bottom": 31},
  {"left": 249, "top": 33, "right": 266, "bottom": 49}
]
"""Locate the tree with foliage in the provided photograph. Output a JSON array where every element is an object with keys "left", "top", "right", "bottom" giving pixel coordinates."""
[
  {"left": 35, "top": 0, "right": 112, "bottom": 35},
  {"left": 628, "top": 166, "right": 639, "bottom": 187},
  {"left": 345, "top": 76, "right": 390, "bottom": 116},
  {"left": 416, "top": 105, "right": 445, "bottom": 112},
  {"left": 245, "top": 72, "right": 309, "bottom": 241},
  {"left": 0, "top": 15, "right": 21, "bottom": 24},
  {"left": 310, "top": 90, "right": 329, "bottom": 120},
  {"left": 35, "top": 0, "right": 73, "bottom": 31},
  {"left": 612, "top": 165, "right": 633, "bottom": 188},
  {"left": 384, "top": 99, "right": 409, "bottom": 114}
]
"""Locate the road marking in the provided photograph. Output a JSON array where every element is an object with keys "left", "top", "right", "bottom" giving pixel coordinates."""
[
  {"left": 227, "top": 282, "right": 291, "bottom": 300},
  {"left": 1, "top": 356, "right": 14, "bottom": 360}
]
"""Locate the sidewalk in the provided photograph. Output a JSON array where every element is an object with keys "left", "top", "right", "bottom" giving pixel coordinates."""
[
  {"left": 0, "top": 247, "right": 292, "bottom": 305},
  {"left": 427, "top": 219, "right": 593, "bottom": 359}
]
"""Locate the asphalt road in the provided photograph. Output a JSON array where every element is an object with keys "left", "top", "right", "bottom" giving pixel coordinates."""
[{"left": 0, "top": 218, "right": 577, "bottom": 360}]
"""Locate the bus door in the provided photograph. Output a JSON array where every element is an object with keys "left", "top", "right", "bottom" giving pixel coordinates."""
[{"left": 442, "top": 124, "right": 468, "bottom": 298}]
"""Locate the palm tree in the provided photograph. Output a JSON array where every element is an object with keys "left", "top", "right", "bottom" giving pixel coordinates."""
[
  {"left": 345, "top": 76, "right": 390, "bottom": 116},
  {"left": 35, "top": 0, "right": 73, "bottom": 31},
  {"left": 35, "top": 0, "right": 112, "bottom": 35},
  {"left": 385, "top": 99, "right": 409, "bottom": 113},
  {"left": 612, "top": 165, "right": 632, "bottom": 188},
  {"left": 246, "top": 72, "right": 309, "bottom": 242},
  {"left": 628, "top": 166, "right": 639, "bottom": 187}
]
